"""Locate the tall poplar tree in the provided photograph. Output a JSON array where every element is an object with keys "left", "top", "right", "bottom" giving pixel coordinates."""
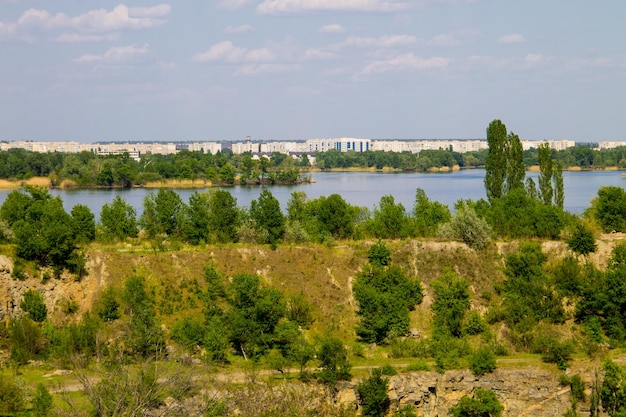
[
  {"left": 505, "top": 132, "right": 525, "bottom": 193},
  {"left": 538, "top": 143, "right": 554, "bottom": 205},
  {"left": 485, "top": 120, "right": 508, "bottom": 202}
]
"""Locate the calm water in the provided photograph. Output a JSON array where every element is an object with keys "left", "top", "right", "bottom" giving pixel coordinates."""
[{"left": 0, "top": 170, "right": 624, "bottom": 221}]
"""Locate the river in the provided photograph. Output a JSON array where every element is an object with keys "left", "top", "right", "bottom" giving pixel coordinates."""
[{"left": 0, "top": 169, "right": 624, "bottom": 220}]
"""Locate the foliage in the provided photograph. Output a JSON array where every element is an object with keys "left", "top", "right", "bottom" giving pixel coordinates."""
[
  {"left": 568, "top": 222, "right": 597, "bottom": 256},
  {"left": 317, "top": 334, "right": 352, "bottom": 384},
  {"left": 431, "top": 270, "right": 470, "bottom": 338},
  {"left": 97, "top": 286, "right": 120, "bottom": 322},
  {"left": 1, "top": 187, "right": 83, "bottom": 271},
  {"left": 71, "top": 203, "right": 96, "bottom": 243},
  {"left": 140, "top": 188, "right": 187, "bottom": 239},
  {"left": 368, "top": 240, "right": 391, "bottom": 266},
  {"left": 171, "top": 316, "right": 206, "bottom": 351},
  {"left": 20, "top": 289, "right": 47, "bottom": 322},
  {"left": 438, "top": 205, "right": 492, "bottom": 250},
  {"left": 538, "top": 143, "right": 554, "bottom": 205},
  {"left": 469, "top": 347, "right": 496, "bottom": 376},
  {"left": 589, "top": 186, "right": 626, "bottom": 232},
  {"left": 601, "top": 359, "right": 626, "bottom": 417},
  {"left": 354, "top": 258, "right": 423, "bottom": 344},
  {"left": 99, "top": 195, "right": 138, "bottom": 241},
  {"left": 32, "top": 383, "right": 54, "bottom": 416},
  {"left": 10, "top": 317, "right": 46, "bottom": 364},
  {"left": 484, "top": 119, "right": 508, "bottom": 202},
  {"left": 250, "top": 189, "right": 285, "bottom": 245},
  {"left": 368, "top": 195, "right": 411, "bottom": 239},
  {"left": 449, "top": 388, "right": 503, "bottom": 417},
  {"left": 576, "top": 244, "right": 626, "bottom": 341},
  {"left": 122, "top": 276, "right": 165, "bottom": 358},
  {"left": 0, "top": 376, "right": 25, "bottom": 414},
  {"left": 357, "top": 368, "right": 390, "bottom": 417},
  {"left": 413, "top": 188, "right": 451, "bottom": 237},
  {"left": 502, "top": 242, "right": 565, "bottom": 332}
]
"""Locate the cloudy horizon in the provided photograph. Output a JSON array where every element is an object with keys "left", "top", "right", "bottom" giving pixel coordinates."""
[{"left": 1, "top": 1, "right": 624, "bottom": 142}]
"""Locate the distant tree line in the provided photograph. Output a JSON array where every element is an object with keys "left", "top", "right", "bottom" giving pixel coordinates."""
[{"left": 2, "top": 141, "right": 626, "bottom": 188}]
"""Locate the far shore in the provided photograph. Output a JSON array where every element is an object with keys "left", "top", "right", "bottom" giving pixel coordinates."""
[{"left": 0, "top": 166, "right": 624, "bottom": 190}]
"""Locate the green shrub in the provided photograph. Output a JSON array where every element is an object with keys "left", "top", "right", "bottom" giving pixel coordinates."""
[
  {"left": 389, "top": 338, "right": 429, "bottom": 359},
  {"left": 357, "top": 368, "right": 390, "bottom": 417},
  {"left": 449, "top": 388, "right": 503, "bottom": 417},
  {"left": 380, "top": 364, "right": 397, "bottom": 376},
  {"left": 20, "top": 289, "right": 47, "bottom": 322},
  {"left": 464, "top": 312, "right": 487, "bottom": 335},
  {"left": 570, "top": 374, "right": 585, "bottom": 402},
  {"left": 32, "top": 383, "right": 53, "bottom": 416},
  {"left": 469, "top": 347, "right": 496, "bottom": 376},
  {"left": 0, "top": 376, "right": 26, "bottom": 414}
]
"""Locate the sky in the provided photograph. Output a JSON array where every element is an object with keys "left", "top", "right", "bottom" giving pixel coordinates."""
[{"left": 1, "top": 1, "right": 625, "bottom": 142}]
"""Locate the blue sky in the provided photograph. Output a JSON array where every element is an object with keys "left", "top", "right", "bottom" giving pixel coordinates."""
[{"left": 1, "top": 1, "right": 624, "bottom": 142}]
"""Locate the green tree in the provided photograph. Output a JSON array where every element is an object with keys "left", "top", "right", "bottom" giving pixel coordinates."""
[
  {"left": 354, "top": 246, "right": 423, "bottom": 344},
  {"left": 32, "top": 383, "right": 53, "bottom": 416},
  {"left": 72, "top": 204, "right": 96, "bottom": 243},
  {"left": 413, "top": 188, "right": 451, "bottom": 236},
  {"left": 250, "top": 189, "right": 285, "bottom": 245},
  {"left": 20, "top": 289, "right": 47, "bottom": 322},
  {"left": 357, "top": 368, "right": 390, "bottom": 417},
  {"left": 140, "top": 188, "right": 186, "bottom": 238},
  {"left": 431, "top": 270, "right": 470, "bottom": 338},
  {"left": 538, "top": 143, "right": 554, "bottom": 205},
  {"left": 484, "top": 119, "right": 509, "bottom": 202},
  {"left": 122, "top": 276, "right": 164, "bottom": 358},
  {"left": 505, "top": 132, "right": 525, "bottom": 193},
  {"left": 589, "top": 186, "right": 626, "bottom": 232},
  {"left": 554, "top": 161, "right": 565, "bottom": 209},
  {"left": 207, "top": 189, "right": 240, "bottom": 243},
  {"left": 317, "top": 334, "right": 352, "bottom": 384},
  {"left": 568, "top": 222, "right": 597, "bottom": 256},
  {"left": 469, "top": 347, "right": 496, "bottom": 376},
  {"left": 99, "top": 195, "right": 138, "bottom": 241},
  {"left": 601, "top": 359, "right": 626, "bottom": 417},
  {"left": 369, "top": 195, "right": 410, "bottom": 239},
  {"left": 450, "top": 388, "right": 503, "bottom": 417}
]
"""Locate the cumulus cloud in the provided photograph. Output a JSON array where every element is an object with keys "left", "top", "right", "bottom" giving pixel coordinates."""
[
  {"left": 257, "top": 0, "right": 409, "bottom": 15},
  {"left": 305, "top": 48, "right": 335, "bottom": 59},
  {"left": 339, "top": 34, "right": 418, "bottom": 48},
  {"left": 468, "top": 53, "right": 546, "bottom": 70},
  {"left": 0, "top": 4, "right": 171, "bottom": 41},
  {"left": 218, "top": 0, "right": 255, "bottom": 10},
  {"left": 224, "top": 24, "right": 254, "bottom": 34},
  {"left": 319, "top": 24, "right": 346, "bottom": 33},
  {"left": 193, "top": 41, "right": 276, "bottom": 63},
  {"left": 234, "top": 63, "right": 299, "bottom": 75},
  {"left": 360, "top": 52, "right": 449, "bottom": 74},
  {"left": 497, "top": 33, "right": 526, "bottom": 44},
  {"left": 74, "top": 43, "right": 150, "bottom": 63}
]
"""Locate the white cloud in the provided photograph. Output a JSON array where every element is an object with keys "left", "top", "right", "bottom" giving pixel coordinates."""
[
  {"left": 224, "top": 24, "right": 254, "bottom": 34},
  {"left": 427, "top": 33, "right": 459, "bottom": 47},
  {"left": 497, "top": 33, "right": 526, "bottom": 44},
  {"left": 360, "top": 52, "right": 449, "bottom": 74},
  {"left": 257, "top": 0, "right": 409, "bottom": 15},
  {"left": 319, "top": 24, "right": 346, "bottom": 34},
  {"left": 234, "top": 63, "right": 299, "bottom": 75},
  {"left": 467, "top": 53, "right": 546, "bottom": 70},
  {"left": 218, "top": 0, "right": 255, "bottom": 10},
  {"left": 193, "top": 41, "right": 276, "bottom": 63},
  {"left": 305, "top": 48, "right": 335, "bottom": 59},
  {"left": 74, "top": 43, "right": 150, "bottom": 63},
  {"left": 339, "top": 34, "right": 418, "bottom": 48},
  {"left": 0, "top": 4, "right": 171, "bottom": 41}
]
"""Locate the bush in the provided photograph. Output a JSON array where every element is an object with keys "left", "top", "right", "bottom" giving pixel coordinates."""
[
  {"left": 469, "top": 347, "right": 496, "bottom": 376},
  {"left": 317, "top": 334, "right": 352, "bottom": 384},
  {"left": 357, "top": 368, "right": 390, "bottom": 417},
  {"left": 0, "top": 377, "right": 26, "bottom": 414},
  {"left": 464, "top": 312, "right": 487, "bottom": 335},
  {"left": 20, "top": 289, "right": 47, "bottom": 322},
  {"left": 389, "top": 338, "right": 429, "bottom": 359},
  {"left": 32, "top": 383, "right": 53, "bottom": 416},
  {"left": 438, "top": 205, "right": 492, "bottom": 250},
  {"left": 406, "top": 361, "right": 430, "bottom": 372},
  {"left": 449, "top": 388, "right": 503, "bottom": 417}
]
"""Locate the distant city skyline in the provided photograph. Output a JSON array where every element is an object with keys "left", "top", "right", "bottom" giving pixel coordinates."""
[{"left": 1, "top": 1, "right": 625, "bottom": 142}]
